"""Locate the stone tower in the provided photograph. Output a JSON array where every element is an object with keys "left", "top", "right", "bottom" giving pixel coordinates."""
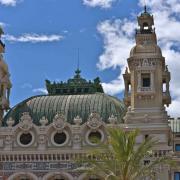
[
  {"left": 123, "top": 8, "right": 172, "bottom": 179},
  {"left": 123, "top": 7, "right": 171, "bottom": 124},
  {"left": 0, "top": 26, "right": 12, "bottom": 124}
]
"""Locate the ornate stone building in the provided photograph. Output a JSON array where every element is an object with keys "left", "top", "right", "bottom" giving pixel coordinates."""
[{"left": 0, "top": 7, "right": 179, "bottom": 180}]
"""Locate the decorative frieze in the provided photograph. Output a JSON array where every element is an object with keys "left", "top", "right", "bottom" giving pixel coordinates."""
[{"left": 1, "top": 162, "right": 78, "bottom": 171}]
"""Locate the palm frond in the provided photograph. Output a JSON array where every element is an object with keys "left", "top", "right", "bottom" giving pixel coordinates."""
[{"left": 76, "top": 128, "right": 175, "bottom": 180}]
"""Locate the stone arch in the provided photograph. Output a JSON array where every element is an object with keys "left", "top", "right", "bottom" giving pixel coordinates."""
[
  {"left": 43, "top": 172, "right": 74, "bottom": 180},
  {"left": 8, "top": 172, "right": 38, "bottom": 180},
  {"left": 78, "top": 173, "right": 103, "bottom": 180}
]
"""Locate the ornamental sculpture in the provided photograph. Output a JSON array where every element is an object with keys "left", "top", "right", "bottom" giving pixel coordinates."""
[
  {"left": 6, "top": 117, "right": 15, "bottom": 127},
  {"left": 53, "top": 113, "right": 66, "bottom": 131},
  {"left": 73, "top": 115, "right": 82, "bottom": 126},
  {"left": 87, "top": 112, "right": 103, "bottom": 130},
  {"left": 108, "top": 114, "right": 117, "bottom": 124},
  {"left": 0, "top": 27, "right": 12, "bottom": 124},
  {"left": 19, "top": 112, "right": 33, "bottom": 131},
  {"left": 39, "top": 116, "right": 48, "bottom": 126}
]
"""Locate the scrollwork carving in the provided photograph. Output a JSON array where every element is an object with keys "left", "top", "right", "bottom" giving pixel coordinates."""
[
  {"left": 108, "top": 114, "right": 117, "bottom": 124},
  {"left": 53, "top": 113, "right": 66, "bottom": 131},
  {"left": 4, "top": 135, "right": 13, "bottom": 146},
  {"left": 19, "top": 112, "right": 33, "bottom": 132},
  {"left": 38, "top": 134, "right": 47, "bottom": 145},
  {"left": 87, "top": 112, "right": 102, "bottom": 130},
  {"left": 73, "top": 134, "right": 81, "bottom": 143}
]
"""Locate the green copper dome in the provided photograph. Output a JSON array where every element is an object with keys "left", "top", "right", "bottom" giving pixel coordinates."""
[{"left": 3, "top": 93, "right": 126, "bottom": 126}]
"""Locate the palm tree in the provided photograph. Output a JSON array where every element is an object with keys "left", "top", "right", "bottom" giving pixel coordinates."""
[{"left": 77, "top": 128, "right": 175, "bottom": 180}]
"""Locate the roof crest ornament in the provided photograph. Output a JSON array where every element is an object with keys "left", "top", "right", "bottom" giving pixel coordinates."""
[
  {"left": 45, "top": 69, "right": 104, "bottom": 95},
  {"left": 53, "top": 112, "right": 66, "bottom": 131},
  {"left": 87, "top": 112, "right": 103, "bottom": 130},
  {"left": 19, "top": 112, "right": 33, "bottom": 131}
]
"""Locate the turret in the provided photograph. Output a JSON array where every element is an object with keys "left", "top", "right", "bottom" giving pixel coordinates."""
[{"left": 123, "top": 8, "right": 171, "bottom": 124}]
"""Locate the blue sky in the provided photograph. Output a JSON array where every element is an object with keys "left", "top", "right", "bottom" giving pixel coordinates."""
[{"left": 1, "top": 0, "right": 180, "bottom": 117}]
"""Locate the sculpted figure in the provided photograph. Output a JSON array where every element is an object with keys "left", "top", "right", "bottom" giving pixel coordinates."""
[{"left": 0, "top": 54, "right": 12, "bottom": 123}]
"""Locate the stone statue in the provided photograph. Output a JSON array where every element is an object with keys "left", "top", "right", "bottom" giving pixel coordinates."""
[{"left": 0, "top": 54, "right": 12, "bottom": 123}]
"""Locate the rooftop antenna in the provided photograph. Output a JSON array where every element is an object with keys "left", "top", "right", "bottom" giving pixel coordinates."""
[
  {"left": 75, "top": 48, "right": 81, "bottom": 78},
  {"left": 77, "top": 48, "right": 80, "bottom": 70},
  {"left": 144, "top": 0, "right": 147, "bottom": 13}
]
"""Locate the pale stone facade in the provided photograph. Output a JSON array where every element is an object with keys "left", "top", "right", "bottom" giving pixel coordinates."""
[{"left": 0, "top": 7, "right": 179, "bottom": 180}]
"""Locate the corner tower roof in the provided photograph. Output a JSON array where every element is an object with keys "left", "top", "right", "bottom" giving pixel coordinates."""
[{"left": 138, "top": 6, "right": 154, "bottom": 34}]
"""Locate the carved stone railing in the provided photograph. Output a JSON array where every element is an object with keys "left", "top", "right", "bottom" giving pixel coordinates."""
[{"left": 0, "top": 152, "right": 86, "bottom": 162}]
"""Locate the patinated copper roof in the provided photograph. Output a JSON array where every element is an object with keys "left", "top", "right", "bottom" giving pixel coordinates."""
[{"left": 4, "top": 93, "right": 126, "bottom": 126}]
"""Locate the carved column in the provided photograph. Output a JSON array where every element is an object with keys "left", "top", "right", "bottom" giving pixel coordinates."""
[
  {"left": 124, "top": 80, "right": 129, "bottom": 97},
  {"left": 73, "top": 116, "right": 82, "bottom": 149},
  {"left": 137, "top": 71, "right": 141, "bottom": 91},
  {"left": 150, "top": 71, "right": 154, "bottom": 91}
]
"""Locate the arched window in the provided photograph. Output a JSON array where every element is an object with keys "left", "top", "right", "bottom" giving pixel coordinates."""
[
  {"left": 9, "top": 173, "right": 37, "bottom": 180},
  {"left": 143, "top": 22, "right": 149, "bottom": 30},
  {"left": 47, "top": 174, "right": 69, "bottom": 180}
]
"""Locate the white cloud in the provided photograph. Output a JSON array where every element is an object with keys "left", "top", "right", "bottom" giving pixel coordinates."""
[
  {"left": 0, "top": 22, "right": 6, "bottom": 27},
  {"left": 83, "top": 0, "right": 116, "bottom": 8},
  {"left": 33, "top": 88, "right": 48, "bottom": 94},
  {"left": 3, "top": 34, "right": 63, "bottom": 43},
  {"left": 63, "top": 30, "right": 68, "bottom": 34},
  {"left": 167, "top": 99, "right": 180, "bottom": 118},
  {"left": 97, "top": 0, "right": 180, "bottom": 117},
  {"left": 21, "top": 83, "right": 32, "bottom": 89},
  {"left": 97, "top": 19, "right": 135, "bottom": 95},
  {"left": 102, "top": 77, "right": 124, "bottom": 95},
  {"left": 0, "top": 0, "right": 18, "bottom": 6},
  {"left": 97, "top": 19, "right": 135, "bottom": 70}
]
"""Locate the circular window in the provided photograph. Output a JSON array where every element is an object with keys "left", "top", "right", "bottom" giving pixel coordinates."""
[
  {"left": 17, "top": 131, "right": 34, "bottom": 147},
  {"left": 86, "top": 129, "right": 104, "bottom": 146},
  {"left": 54, "top": 132, "right": 66, "bottom": 145},
  {"left": 51, "top": 131, "right": 69, "bottom": 147},
  {"left": 20, "top": 133, "right": 32, "bottom": 145},
  {"left": 88, "top": 131, "right": 102, "bottom": 144}
]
